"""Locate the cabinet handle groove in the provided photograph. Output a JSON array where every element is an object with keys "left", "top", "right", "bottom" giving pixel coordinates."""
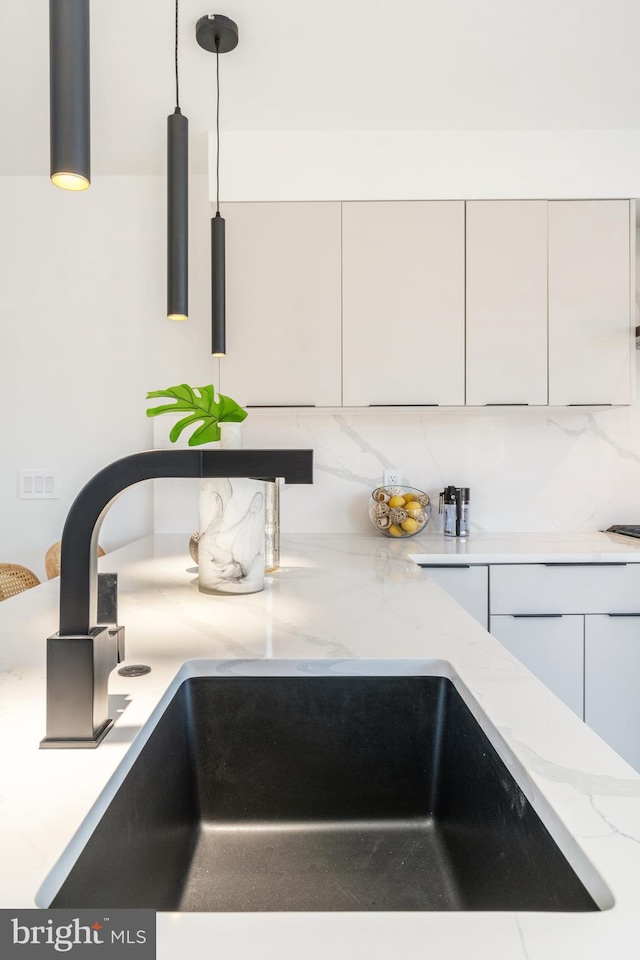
[
  {"left": 419, "top": 564, "right": 471, "bottom": 569},
  {"left": 512, "top": 614, "right": 563, "bottom": 619},
  {"left": 541, "top": 562, "right": 628, "bottom": 567},
  {"left": 607, "top": 613, "right": 640, "bottom": 618}
]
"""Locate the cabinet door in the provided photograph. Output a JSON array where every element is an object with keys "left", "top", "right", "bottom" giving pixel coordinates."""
[
  {"left": 219, "top": 202, "right": 342, "bottom": 407},
  {"left": 585, "top": 614, "right": 640, "bottom": 771},
  {"left": 419, "top": 565, "right": 488, "bottom": 628},
  {"left": 466, "top": 201, "right": 548, "bottom": 406},
  {"left": 342, "top": 201, "right": 465, "bottom": 406},
  {"left": 490, "top": 614, "right": 584, "bottom": 718},
  {"left": 548, "top": 200, "right": 632, "bottom": 405}
]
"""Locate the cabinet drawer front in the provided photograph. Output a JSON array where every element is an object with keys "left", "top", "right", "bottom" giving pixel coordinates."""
[
  {"left": 418, "top": 565, "right": 488, "bottom": 628},
  {"left": 490, "top": 614, "right": 583, "bottom": 718},
  {"left": 490, "top": 563, "right": 640, "bottom": 614}
]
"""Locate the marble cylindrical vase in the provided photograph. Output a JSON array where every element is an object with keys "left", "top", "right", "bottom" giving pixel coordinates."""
[{"left": 197, "top": 423, "right": 265, "bottom": 595}]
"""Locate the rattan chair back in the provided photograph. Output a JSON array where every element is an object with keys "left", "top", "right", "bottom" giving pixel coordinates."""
[{"left": 0, "top": 564, "right": 40, "bottom": 601}]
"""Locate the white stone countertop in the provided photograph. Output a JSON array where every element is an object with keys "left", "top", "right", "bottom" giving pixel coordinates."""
[
  {"left": 405, "top": 529, "right": 640, "bottom": 563},
  {"left": 2, "top": 532, "right": 640, "bottom": 960}
]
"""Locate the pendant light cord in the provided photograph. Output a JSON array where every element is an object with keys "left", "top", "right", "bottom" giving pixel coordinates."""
[
  {"left": 215, "top": 40, "right": 220, "bottom": 214},
  {"left": 174, "top": 0, "right": 180, "bottom": 110}
]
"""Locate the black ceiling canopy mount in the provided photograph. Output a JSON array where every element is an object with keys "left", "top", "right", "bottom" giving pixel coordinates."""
[{"left": 196, "top": 14, "right": 239, "bottom": 54}]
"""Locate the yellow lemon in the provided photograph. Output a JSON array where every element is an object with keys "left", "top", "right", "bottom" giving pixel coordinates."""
[
  {"left": 402, "top": 492, "right": 416, "bottom": 503},
  {"left": 388, "top": 524, "right": 403, "bottom": 537},
  {"left": 401, "top": 518, "right": 419, "bottom": 533},
  {"left": 405, "top": 502, "right": 422, "bottom": 518},
  {"left": 388, "top": 496, "right": 406, "bottom": 508}
]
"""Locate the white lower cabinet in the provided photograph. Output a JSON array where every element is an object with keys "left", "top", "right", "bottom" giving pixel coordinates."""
[
  {"left": 419, "top": 565, "right": 488, "bottom": 629},
  {"left": 489, "top": 614, "right": 584, "bottom": 719},
  {"left": 489, "top": 563, "right": 640, "bottom": 771},
  {"left": 585, "top": 615, "right": 640, "bottom": 772}
]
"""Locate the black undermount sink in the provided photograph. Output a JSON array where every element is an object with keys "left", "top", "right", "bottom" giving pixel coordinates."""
[{"left": 49, "top": 675, "right": 597, "bottom": 912}]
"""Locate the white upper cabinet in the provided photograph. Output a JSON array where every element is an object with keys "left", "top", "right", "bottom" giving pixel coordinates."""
[
  {"left": 466, "top": 201, "right": 548, "bottom": 406},
  {"left": 548, "top": 200, "right": 633, "bottom": 406},
  {"left": 342, "top": 201, "right": 465, "bottom": 406},
  {"left": 218, "top": 202, "right": 342, "bottom": 407},
  {"left": 217, "top": 199, "right": 634, "bottom": 410}
]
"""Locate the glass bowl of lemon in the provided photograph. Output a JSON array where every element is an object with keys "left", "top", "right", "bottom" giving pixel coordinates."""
[{"left": 368, "top": 486, "right": 431, "bottom": 538}]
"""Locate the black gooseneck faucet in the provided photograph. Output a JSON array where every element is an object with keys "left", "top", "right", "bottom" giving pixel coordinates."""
[{"left": 40, "top": 448, "right": 313, "bottom": 748}]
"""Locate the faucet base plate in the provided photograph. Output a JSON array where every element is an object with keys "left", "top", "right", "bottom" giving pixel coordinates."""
[{"left": 39, "top": 719, "right": 114, "bottom": 750}]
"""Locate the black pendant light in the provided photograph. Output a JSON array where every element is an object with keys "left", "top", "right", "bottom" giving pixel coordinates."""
[
  {"left": 196, "top": 14, "right": 239, "bottom": 357},
  {"left": 168, "top": 0, "right": 189, "bottom": 321},
  {"left": 49, "top": 0, "right": 90, "bottom": 191}
]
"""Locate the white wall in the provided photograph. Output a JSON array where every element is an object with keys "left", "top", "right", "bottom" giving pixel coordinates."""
[
  {"left": 0, "top": 175, "right": 216, "bottom": 579},
  {"left": 217, "top": 131, "right": 640, "bottom": 202}
]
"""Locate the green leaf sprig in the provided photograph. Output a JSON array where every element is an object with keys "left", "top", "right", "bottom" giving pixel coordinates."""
[{"left": 146, "top": 383, "right": 247, "bottom": 446}]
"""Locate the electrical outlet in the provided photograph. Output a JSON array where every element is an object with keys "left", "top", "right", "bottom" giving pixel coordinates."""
[
  {"left": 383, "top": 470, "right": 402, "bottom": 487},
  {"left": 18, "top": 470, "right": 59, "bottom": 500}
]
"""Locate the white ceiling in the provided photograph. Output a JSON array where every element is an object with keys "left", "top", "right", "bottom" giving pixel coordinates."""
[{"left": 3, "top": 0, "right": 640, "bottom": 176}]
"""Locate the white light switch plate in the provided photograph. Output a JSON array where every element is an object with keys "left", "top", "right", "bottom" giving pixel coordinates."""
[{"left": 18, "top": 470, "right": 59, "bottom": 499}]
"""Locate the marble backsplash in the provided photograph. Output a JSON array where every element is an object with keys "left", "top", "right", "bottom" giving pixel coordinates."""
[{"left": 153, "top": 364, "right": 640, "bottom": 537}]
